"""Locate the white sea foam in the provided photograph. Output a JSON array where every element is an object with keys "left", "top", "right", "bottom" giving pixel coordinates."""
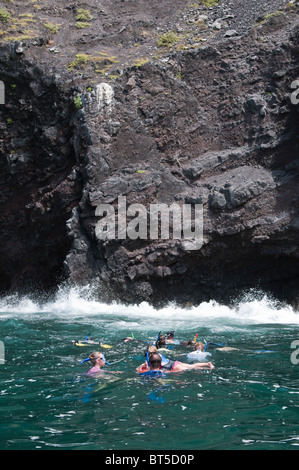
[
  {"left": 0, "top": 285, "right": 298, "bottom": 328},
  {"left": 187, "top": 350, "right": 212, "bottom": 362}
]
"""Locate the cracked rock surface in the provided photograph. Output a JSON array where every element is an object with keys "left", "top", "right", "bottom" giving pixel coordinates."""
[{"left": 0, "top": 0, "right": 299, "bottom": 306}]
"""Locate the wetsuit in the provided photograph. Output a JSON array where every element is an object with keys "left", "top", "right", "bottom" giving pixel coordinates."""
[{"left": 161, "top": 360, "right": 181, "bottom": 371}]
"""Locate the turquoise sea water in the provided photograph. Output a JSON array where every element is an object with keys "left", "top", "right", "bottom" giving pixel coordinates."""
[{"left": 0, "top": 286, "right": 299, "bottom": 451}]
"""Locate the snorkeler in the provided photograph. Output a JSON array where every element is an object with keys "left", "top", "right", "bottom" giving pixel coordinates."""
[
  {"left": 122, "top": 337, "right": 147, "bottom": 344},
  {"left": 72, "top": 333, "right": 113, "bottom": 349},
  {"left": 155, "top": 333, "right": 178, "bottom": 349},
  {"left": 142, "top": 353, "right": 215, "bottom": 374},
  {"left": 137, "top": 346, "right": 214, "bottom": 373},
  {"left": 165, "top": 332, "right": 175, "bottom": 342},
  {"left": 136, "top": 345, "right": 179, "bottom": 373},
  {"left": 81, "top": 352, "right": 111, "bottom": 376},
  {"left": 178, "top": 339, "right": 198, "bottom": 347},
  {"left": 187, "top": 342, "right": 238, "bottom": 362},
  {"left": 137, "top": 345, "right": 161, "bottom": 372},
  {"left": 155, "top": 335, "right": 167, "bottom": 349},
  {"left": 156, "top": 334, "right": 198, "bottom": 350},
  {"left": 139, "top": 353, "right": 166, "bottom": 377},
  {"left": 196, "top": 340, "right": 238, "bottom": 352},
  {"left": 156, "top": 332, "right": 203, "bottom": 349}
]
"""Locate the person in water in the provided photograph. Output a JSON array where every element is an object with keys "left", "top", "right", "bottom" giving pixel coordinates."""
[
  {"left": 165, "top": 332, "right": 175, "bottom": 342},
  {"left": 122, "top": 336, "right": 147, "bottom": 344},
  {"left": 156, "top": 334, "right": 177, "bottom": 349},
  {"left": 137, "top": 347, "right": 214, "bottom": 373},
  {"left": 137, "top": 345, "right": 160, "bottom": 372},
  {"left": 146, "top": 353, "right": 215, "bottom": 373},
  {"left": 84, "top": 352, "right": 110, "bottom": 376},
  {"left": 194, "top": 341, "right": 238, "bottom": 352},
  {"left": 179, "top": 339, "right": 198, "bottom": 347},
  {"left": 156, "top": 334, "right": 198, "bottom": 350}
]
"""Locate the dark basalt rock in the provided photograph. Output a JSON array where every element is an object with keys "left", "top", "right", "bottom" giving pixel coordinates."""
[
  {"left": 0, "top": 45, "right": 84, "bottom": 293},
  {"left": 0, "top": 0, "right": 299, "bottom": 306}
]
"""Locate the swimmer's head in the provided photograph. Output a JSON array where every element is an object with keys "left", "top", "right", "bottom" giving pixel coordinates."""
[
  {"left": 149, "top": 353, "right": 162, "bottom": 369},
  {"left": 145, "top": 345, "right": 157, "bottom": 357},
  {"left": 156, "top": 335, "right": 166, "bottom": 348},
  {"left": 123, "top": 337, "right": 134, "bottom": 343},
  {"left": 87, "top": 352, "right": 110, "bottom": 366},
  {"left": 165, "top": 331, "right": 175, "bottom": 339},
  {"left": 195, "top": 342, "right": 205, "bottom": 352}
]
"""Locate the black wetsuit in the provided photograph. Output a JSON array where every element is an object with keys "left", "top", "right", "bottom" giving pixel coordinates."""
[{"left": 161, "top": 360, "right": 176, "bottom": 371}]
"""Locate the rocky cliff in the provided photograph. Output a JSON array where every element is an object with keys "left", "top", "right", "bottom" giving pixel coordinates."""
[{"left": 0, "top": 0, "right": 298, "bottom": 306}]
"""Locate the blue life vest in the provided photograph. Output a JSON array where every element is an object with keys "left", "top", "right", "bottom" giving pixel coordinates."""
[{"left": 140, "top": 370, "right": 166, "bottom": 378}]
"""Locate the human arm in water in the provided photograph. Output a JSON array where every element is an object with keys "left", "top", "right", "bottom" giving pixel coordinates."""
[
  {"left": 138, "top": 351, "right": 215, "bottom": 374},
  {"left": 171, "top": 361, "right": 215, "bottom": 372}
]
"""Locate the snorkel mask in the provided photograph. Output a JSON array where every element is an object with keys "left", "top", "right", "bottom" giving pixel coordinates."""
[{"left": 80, "top": 353, "right": 110, "bottom": 366}]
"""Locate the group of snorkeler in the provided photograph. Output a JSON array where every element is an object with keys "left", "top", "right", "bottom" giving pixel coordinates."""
[{"left": 82, "top": 331, "right": 218, "bottom": 376}]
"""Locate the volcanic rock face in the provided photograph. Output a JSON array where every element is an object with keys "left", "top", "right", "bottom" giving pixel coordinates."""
[
  {"left": 0, "top": 1, "right": 299, "bottom": 305},
  {"left": 0, "top": 44, "right": 83, "bottom": 292}
]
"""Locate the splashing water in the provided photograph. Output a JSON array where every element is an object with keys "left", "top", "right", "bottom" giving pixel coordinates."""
[
  {"left": 0, "top": 285, "right": 299, "bottom": 450},
  {"left": 0, "top": 285, "right": 298, "bottom": 327}
]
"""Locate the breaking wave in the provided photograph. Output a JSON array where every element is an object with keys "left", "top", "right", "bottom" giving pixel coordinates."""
[{"left": 0, "top": 285, "right": 298, "bottom": 329}]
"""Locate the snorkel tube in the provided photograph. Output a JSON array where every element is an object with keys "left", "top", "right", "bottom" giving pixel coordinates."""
[
  {"left": 142, "top": 346, "right": 165, "bottom": 378},
  {"left": 155, "top": 331, "right": 162, "bottom": 348},
  {"left": 146, "top": 346, "right": 150, "bottom": 368},
  {"left": 80, "top": 357, "right": 92, "bottom": 365},
  {"left": 208, "top": 342, "right": 226, "bottom": 348},
  {"left": 202, "top": 340, "right": 227, "bottom": 352},
  {"left": 140, "top": 369, "right": 165, "bottom": 378}
]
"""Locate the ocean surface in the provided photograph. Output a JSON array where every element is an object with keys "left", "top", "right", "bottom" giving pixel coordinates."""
[{"left": 0, "top": 285, "right": 299, "bottom": 451}]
